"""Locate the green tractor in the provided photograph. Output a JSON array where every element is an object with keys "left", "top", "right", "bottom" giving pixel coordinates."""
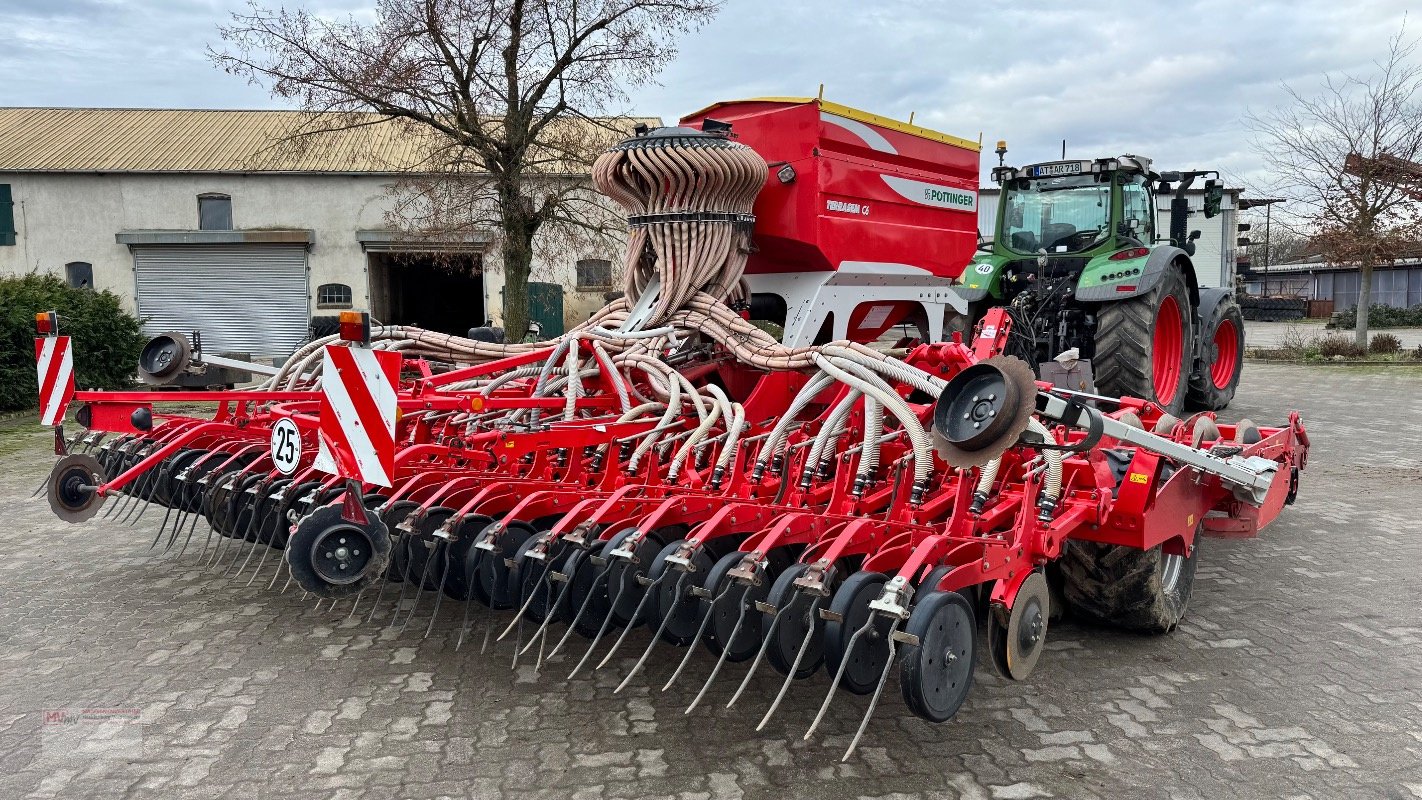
[{"left": 960, "top": 155, "right": 1244, "bottom": 413}]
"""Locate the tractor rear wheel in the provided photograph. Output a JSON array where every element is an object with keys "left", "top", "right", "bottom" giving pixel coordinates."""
[
  {"left": 1094, "top": 266, "right": 1193, "bottom": 415},
  {"left": 1058, "top": 533, "right": 1199, "bottom": 634},
  {"left": 1187, "top": 300, "right": 1245, "bottom": 410}
]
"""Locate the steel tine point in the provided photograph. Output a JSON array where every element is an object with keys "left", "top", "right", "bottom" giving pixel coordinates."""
[
  {"left": 455, "top": 552, "right": 484, "bottom": 651},
  {"left": 615, "top": 572, "right": 688, "bottom": 694},
  {"left": 842, "top": 619, "right": 902, "bottom": 762},
  {"left": 758, "top": 595, "right": 823, "bottom": 732},
  {"left": 225, "top": 506, "right": 263, "bottom": 575},
  {"left": 365, "top": 531, "right": 404, "bottom": 625},
  {"left": 498, "top": 558, "right": 557, "bottom": 643},
  {"left": 347, "top": 590, "right": 365, "bottom": 620},
  {"left": 547, "top": 562, "right": 613, "bottom": 661},
  {"left": 398, "top": 541, "right": 436, "bottom": 635},
  {"left": 535, "top": 620, "right": 549, "bottom": 673},
  {"left": 598, "top": 572, "right": 665, "bottom": 670},
  {"left": 150, "top": 502, "right": 176, "bottom": 549},
  {"left": 176, "top": 511, "right": 204, "bottom": 559},
  {"left": 280, "top": 558, "right": 296, "bottom": 593},
  {"left": 30, "top": 475, "right": 50, "bottom": 499},
  {"left": 662, "top": 582, "right": 733, "bottom": 693},
  {"left": 163, "top": 508, "right": 189, "bottom": 552},
  {"left": 685, "top": 587, "right": 749, "bottom": 714},
  {"left": 231, "top": 531, "right": 264, "bottom": 578},
  {"left": 510, "top": 610, "right": 527, "bottom": 671},
  {"left": 423, "top": 544, "right": 453, "bottom": 640},
  {"left": 518, "top": 567, "right": 578, "bottom": 658},
  {"left": 102, "top": 492, "right": 129, "bottom": 520},
  {"left": 480, "top": 620, "right": 493, "bottom": 655},
  {"left": 569, "top": 566, "right": 634, "bottom": 681},
  {"left": 729, "top": 600, "right": 792, "bottom": 709},
  {"left": 268, "top": 546, "right": 290, "bottom": 591},
  {"left": 805, "top": 615, "right": 877, "bottom": 741},
  {"left": 245, "top": 536, "right": 278, "bottom": 586},
  {"left": 385, "top": 531, "right": 417, "bottom": 629}
]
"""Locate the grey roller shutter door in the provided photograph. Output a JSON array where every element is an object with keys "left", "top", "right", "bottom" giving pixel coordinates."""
[{"left": 133, "top": 244, "right": 309, "bottom": 359}]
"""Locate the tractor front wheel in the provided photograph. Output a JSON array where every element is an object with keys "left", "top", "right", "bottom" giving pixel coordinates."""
[
  {"left": 1093, "top": 266, "right": 1193, "bottom": 415},
  {"left": 1187, "top": 300, "right": 1245, "bottom": 410}
]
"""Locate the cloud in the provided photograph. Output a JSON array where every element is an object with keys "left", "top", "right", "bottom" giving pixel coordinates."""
[{"left": 2, "top": 0, "right": 1416, "bottom": 199}]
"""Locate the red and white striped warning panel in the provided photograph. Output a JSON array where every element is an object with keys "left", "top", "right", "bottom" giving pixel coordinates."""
[
  {"left": 35, "top": 336, "right": 75, "bottom": 427},
  {"left": 312, "top": 344, "right": 401, "bottom": 487}
]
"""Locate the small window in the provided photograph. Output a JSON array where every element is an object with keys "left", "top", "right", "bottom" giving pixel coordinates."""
[
  {"left": 0, "top": 184, "right": 15, "bottom": 246},
  {"left": 198, "top": 193, "right": 232, "bottom": 230},
  {"left": 65, "top": 262, "right": 93, "bottom": 289},
  {"left": 317, "top": 283, "right": 353, "bottom": 309},
  {"left": 575, "top": 258, "right": 613, "bottom": 291}
]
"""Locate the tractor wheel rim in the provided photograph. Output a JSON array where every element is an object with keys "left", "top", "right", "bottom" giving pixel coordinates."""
[
  {"left": 1160, "top": 551, "right": 1184, "bottom": 595},
  {"left": 1152, "top": 295, "right": 1184, "bottom": 403},
  {"left": 1210, "top": 319, "right": 1239, "bottom": 389}
]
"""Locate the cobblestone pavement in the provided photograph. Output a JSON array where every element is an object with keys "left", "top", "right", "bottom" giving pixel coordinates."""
[{"left": 1, "top": 364, "right": 1419, "bottom": 800}]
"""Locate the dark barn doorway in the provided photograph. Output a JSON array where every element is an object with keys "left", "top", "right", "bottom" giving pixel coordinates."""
[{"left": 369, "top": 252, "right": 485, "bottom": 336}]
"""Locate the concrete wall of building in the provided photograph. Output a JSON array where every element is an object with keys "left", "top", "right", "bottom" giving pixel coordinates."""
[{"left": 0, "top": 171, "right": 624, "bottom": 330}]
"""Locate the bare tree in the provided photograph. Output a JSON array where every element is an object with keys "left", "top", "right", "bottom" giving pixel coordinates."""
[
  {"left": 1250, "top": 27, "right": 1422, "bottom": 345},
  {"left": 213, "top": 0, "right": 719, "bottom": 339}
]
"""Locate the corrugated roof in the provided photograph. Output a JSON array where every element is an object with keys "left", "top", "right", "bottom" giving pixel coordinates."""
[{"left": 0, "top": 108, "right": 655, "bottom": 174}]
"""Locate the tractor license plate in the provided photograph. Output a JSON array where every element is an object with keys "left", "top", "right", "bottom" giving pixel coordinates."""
[{"left": 1030, "top": 162, "right": 1083, "bottom": 177}]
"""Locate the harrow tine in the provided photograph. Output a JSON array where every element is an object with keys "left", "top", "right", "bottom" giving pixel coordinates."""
[
  {"left": 280, "top": 556, "right": 296, "bottom": 593},
  {"left": 397, "top": 543, "right": 436, "bottom": 635},
  {"left": 492, "top": 557, "right": 551, "bottom": 645},
  {"left": 517, "top": 564, "right": 579, "bottom": 658},
  {"left": 756, "top": 595, "right": 823, "bottom": 732},
  {"left": 661, "top": 582, "right": 734, "bottom": 693},
  {"left": 509, "top": 609, "right": 528, "bottom": 671},
  {"left": 840, "top": 619, "right": 901, "bottom": 762},
  {"left": 804, "top": 614, "right": 878, "bottom": 742},
  {"left": 455, "top": 552, "right": 483, "bottom": 650},
  {"left": 347, "top": 589, "right": 365, "bottom": 621},
  {"left": 597, "top": 571, "right": 666, "bottom": 670},
  {"left": 614, "top": 572, "right": 689, "bottom": 694},
  {"left": 546, "top": 560, "right": 614, "bottom": 661},
  {"left": 149, "top": 502, "right": 177, "bottom": 550},
  {"left": 230, "top": 527, "right": 264, "bottom": 578},
  {"left": 729, "top": 599, "right": 793, "bottom": 710},
  {"left": 383, "top": 529, "right": 418, "bottom": 628},
  {"left": 29, "top": 475, "right": 49, "bottom": 499},
  {"left": 568, "top": 564, "right": 637, "bottom": 680},
  {"left": 422, "top": 543, "right": 453, "bottom": 640},
  {"left": 267, "top": 549, "right": 289, "bottom": 591},
  {"left": 175, "top": 510, "right": 205, "bottom": 559},
  {"left": 685, "top": 585, "right": 751, "bottom": 714},
  {"left": 245, "top": 532, "right": 279, "bottom": 585},
  {"left": 163, "top": 508, "right": 189, "bottom": 552}
]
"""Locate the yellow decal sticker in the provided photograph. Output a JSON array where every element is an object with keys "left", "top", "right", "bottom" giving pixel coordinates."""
[{"left": 1127, "top": 472, "right": 1149, "bottom": 484}]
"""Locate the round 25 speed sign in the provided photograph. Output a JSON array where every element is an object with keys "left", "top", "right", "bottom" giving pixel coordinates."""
[{"left": 270, "top": 417, "right": 303, "bottom": 475}]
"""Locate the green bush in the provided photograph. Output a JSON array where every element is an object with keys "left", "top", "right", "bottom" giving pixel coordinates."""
[
  {"left": 0, "top": 274, "right": 144, "bottom": 413},
  {"left": 1332, "top": 304, "right": 1422, "bottom": 329},
  {"left": 1369, "top": 332, "right": 1403, "bottom": 354}
]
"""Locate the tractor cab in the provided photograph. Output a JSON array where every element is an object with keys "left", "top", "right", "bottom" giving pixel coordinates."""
[{"left": 989, "top": 155, "right": 1156, "bottom": 264}]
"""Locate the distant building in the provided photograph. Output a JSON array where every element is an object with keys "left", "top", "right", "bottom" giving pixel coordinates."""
[
  {"left": 0, "top": 108, "right": 642, "bottom": 359},
  {"left": 1245, "top": 256, "right": 1422, "bottom": 310}
]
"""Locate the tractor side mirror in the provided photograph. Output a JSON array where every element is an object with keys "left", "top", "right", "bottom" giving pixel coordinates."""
[
  {"left": 1127, "top": 218, "right": 1140, "bottom": 230},
  {"left": 1189, "top": 230, "right": 1202, "bottom": 242},
  {"left": 1203, "top": 179, "right": 1224, "bottom": 219}
]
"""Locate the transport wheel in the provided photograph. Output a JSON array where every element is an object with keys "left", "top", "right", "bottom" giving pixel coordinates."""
[
  {"left": 645, "top": 539, "right": 715, "bottom": 647},
  {"left": 1058, "top": 529, "right": 1200, "bottom": 634},
  {"left": 48, "top": 453, "right": 105, "bottom": 523},
  {"left": 400, "top": 507, "right": 456, "bottom": 591},
  {"left": 900, "top": 590, "right": 976, "bottom": 723},
  {"left": 700, "top": 551, "right": 773, "bottom": 663},
  {"left": 824, "top": 571, "right": 894, "bottom": 696},
  {"left": 1094, "top": 266, "right": 1193, "bottom": 415},
  {"left": 443, "top": 514, "right": 495, "bottom": 603},
  {"left": 763, "top": 563, "right": 831, "bottom": 678},
  {"left": 1187, "top": 300, "right": 1245, "bottom": 411},
  {"left": 987, "top": 571, "right": 1050, "bottom": 680},
  {"left": 286, "top": 504, "right": 391, "bottom": 599}
]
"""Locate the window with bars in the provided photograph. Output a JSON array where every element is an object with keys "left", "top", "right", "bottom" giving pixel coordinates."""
[
  {"left": 316, "top": 283, "right": 353, "bottom": 308},
  {"left": 575, "top": 258, "right": 613, "bottom": 291}
]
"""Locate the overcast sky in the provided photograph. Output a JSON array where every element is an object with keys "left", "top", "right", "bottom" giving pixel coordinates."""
[{"left": 3, "top": 0, "right": 1416, "bottom": 196}]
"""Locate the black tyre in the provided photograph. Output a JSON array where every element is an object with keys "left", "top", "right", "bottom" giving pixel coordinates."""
[
  {"left": 1187, "top": 300, "right": 1244, "bottom": 411},
  {"left": 286, "top": 504, "right": 392, "bottom": 599},
  {"left": 899, "top": 590, "right": 976, "bottom": 723},
  {"left": 823, "top": 571, "right": 893, "bottom": 695},
  {"left": 1094, "top": 266, "right": 1193, "bottom": 415},
  {"left": 1058, "top": 533, "right": 1200, "bottom": 634}
]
